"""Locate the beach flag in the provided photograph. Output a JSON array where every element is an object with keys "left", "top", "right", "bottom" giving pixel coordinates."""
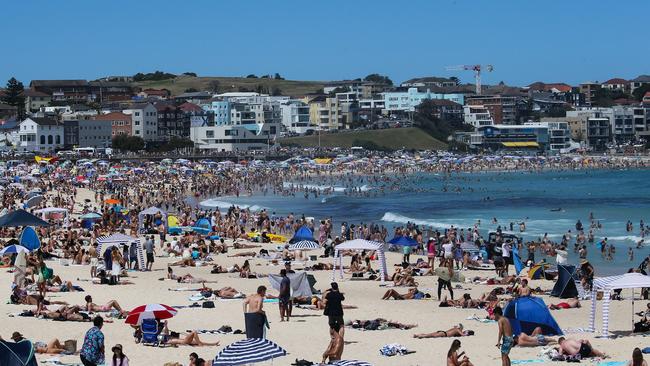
[{"left": 512, "top": 245, "right": 524, "bottom": 275}]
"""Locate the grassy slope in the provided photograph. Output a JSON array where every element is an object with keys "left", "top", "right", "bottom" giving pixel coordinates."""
[
  {"left": 279, "top": 127, "right": 448, "bottom": 150},
  {"left": 132, "top": 75, "right": 327, "bottom": 97}
]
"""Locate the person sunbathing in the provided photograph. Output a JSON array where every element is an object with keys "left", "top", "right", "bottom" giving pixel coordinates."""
[
  {"left": 164, "top": 331, "right": 220, "bottom": 347},
  {"left": 557, "top": 337, "right": 605, "bottom": 358},
  {"left": 211, "top": 264, "right": 241, "bottom": 274},
  {"left": 293, "top": 296, "right": 358, "bottom": 310},
  {"left": 382, "top": 288, "right": 430, "bottom": 300},
  {"left": 34, "top": 338, "right": 73, "bottom": 354},
  {"left": 10, "top": 289, "right": 68, "bottom": 306},
  {"left": 213, "top": 287, "right": 244, "bottom": 299},
  {"left": 45, "top": 281, "right": 82, "bottom": 292},
  {"left": 307, "top": 262, "right": 334, "bottom": 270},
  {"left": 414, "top": 324, "right": 475, "bottom": 339},
  {"left": 347, "top": 318, "right": 417, "bottom": 330},
  {"left": 549, "top": 298, "right": 581, "bottom": 310},
  {"left": 514, "top": 333, "right": 557, "bottom": 347},
  {"left": 84, "top": 295, "right": 127, "bottom": 316},
  {"left": 39, "top": 305, "right": 91, "bottom": 322},
  {"left": 167, "top": 267, "right": 217, "bottom": 284},
  {"left": 232, "top": 241, "right": 261, "bottom": 249},
  {"left": 227, "top": 251, "right": 257, "bottom": 257},
  {"left": 394, "top": 273, "right": 418, "bottom": 287}
]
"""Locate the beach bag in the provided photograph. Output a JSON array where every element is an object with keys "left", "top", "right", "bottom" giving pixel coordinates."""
[
  {"left": 202, "top": 301, "right": 215, "bottom": 308},
  {"left": 63, "top": 339, "right": 77, "bottom": 354}
]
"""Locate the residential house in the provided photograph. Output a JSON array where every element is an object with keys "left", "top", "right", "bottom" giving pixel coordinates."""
[
  {"left": 137, "top": 89, "right": 170, "bottom": 100},
  {"left": 123, "top": 103, "right": 158, "bottom": 141},
  {"left": 579, "top": 82, "right": 601, "bottom": 106},
  {"left": 24, "top": 89, "right": 51, "bottom": 112},
  {"left": 630, "top": 75, "right": 650, "bottom": 92},
  {"left": 305, "top": 95, "right": 359, "bottom": 131},
  {"left": 88, "top": 81, "right": 133, "bottom": 102},
  {"left": 92, "top": 112, "right": 132, "bottom": 137},
  {"left": 602, "top": 78, "right": 629, "bottom": 92},
  {"left": 154, "top": 101, "right": 186, "bottom": 140},
  {"left": 18, "top": 117, "right": 64, "bottom": 152},
  {"left": 30, "top": 80, "right": 90, "bottom": 103},
  {"left": 418, "top": 99, "right": 463, "bottom": 121},
  {"left": 0, "top": 117, "right": 20, "bottom": 151}
]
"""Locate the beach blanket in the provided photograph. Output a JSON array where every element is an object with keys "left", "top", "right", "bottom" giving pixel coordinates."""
[
  {"left": 596, "top": 362, "right": 627, "bottom": 366},
  {"left": 511, "top": 361, "right": 546, "bottom": 365},
  {"left": 379, "top": 344, "right": 411, "bottom": 357},
  {"left": 268, "top": 272, "right": 313, "bottom": 298}
]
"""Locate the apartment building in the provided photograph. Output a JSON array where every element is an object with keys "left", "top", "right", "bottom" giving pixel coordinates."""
[
  {"left": 123, "top": 103, "right": 158, "bottom": 141},
  {"left": 382, "top": 88, "right": 464, "bottom": 113},
  {"left": 465, "top": 95, "right": 516, "bottom": 124},
  {"left": 18, "top": 117, "right": 64, "bottom": 152},
  {"left": 279, "top": 100, "right": 312, "bottom": 134},
  {"left": 92, "top": 112, "right": 133, "bottom": 137}
]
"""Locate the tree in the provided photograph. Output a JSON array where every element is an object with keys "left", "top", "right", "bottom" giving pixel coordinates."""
[
  {"left": 112, "top": 135, "right": 145, "bottom": 151},
  {"left": 633, "top": 84, "right": 650, "bottom": 101},
  {"left": 133, "top": 71, "right": 176, "bottom": 82},
  {"left": 592, "top": 88, "right": 630, "bottom": 107},
  {"left": 363, "top": 73, "right": 393, "bottom": 86},
  {"left": 182, "top": 72, "right": 197, "bottom": 77},
  {"left": 1, "top": 77, "right": 26, "bottom": 119},
  {"left": 246, "top": 74, "right": 258, "bottom": 79},
  {"left": 274, "top": 73, "right": 284, "bottom": 80},
  {"left": 414, "top": 99, "right": 473, "bottom": 142},
  {"left": 271, "top": 87, "right": 282, "bottom": 96},
  {"left": 449, "top": 76, "right": 460, "bottom": 86},
  {"left": 208, "top": 80, "right": 221, "bottom": 93}
]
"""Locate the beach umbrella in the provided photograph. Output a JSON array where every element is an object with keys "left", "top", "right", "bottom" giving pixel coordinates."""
[
  {"left": 0, "top": 244, "right": 30, "bottom": 255},
  {"left": 330, "top": 361, "right": 373, "bottom": 366},
  {"left": 388, "top": 236, "right": 418, "bottom": 247},
  {"left": 23, "top": 195, "right": 44, "bottom": 208},
  {"left": 288, "top": 240, "right": 320, "bottom": 251},
  {"left": 104, "top": 198, "right": 120, "bottom": 205},
  {"left": 212, "top": 338, "right": 287, "bottom": 366},
  {"left": 80, "top": 212, "right": 102, "bottom": 220},
  {"left": 0, "top": 210, "right": 49, "bottom": 227},
  {"left": 125, "top": 304, "right": 177, "bottom": 325}
]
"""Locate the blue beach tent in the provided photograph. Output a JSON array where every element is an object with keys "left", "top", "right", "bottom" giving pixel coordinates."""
[
  {"left": 289, "top": 226, "right": 315, "bottom": 244},
  {"left": 0, "top": 339, "right": 37, "bottom": 366},
  {"left": 551, "top": 265, "right": 579, "bottom": 299},
  {"left": 19, "top": 227, "right": 41, "bottom": 251},
  {"left": 504, "top": 296, "right": 563, "bottom": 336}
]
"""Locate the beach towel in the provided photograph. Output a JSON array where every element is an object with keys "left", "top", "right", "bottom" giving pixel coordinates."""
[
  {"left": 245, "top": 312, "right": 268, "bottom": 338},
  {"left": 379, "top": 344, "right": 411, "bottom": 357},
  {"left": 596, "top": 362, "right": 627, "bottom": 366},
  {"left": 511, "top": 360, "right": 546, "bottom": 365}
]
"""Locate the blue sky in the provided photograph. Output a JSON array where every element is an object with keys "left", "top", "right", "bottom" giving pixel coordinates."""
[{"left": 2, "top": 0, "right": 648, "bottom": 86}]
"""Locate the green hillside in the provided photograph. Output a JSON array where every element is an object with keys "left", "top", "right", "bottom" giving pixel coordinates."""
[
  {"left": 132, "top": 75, "right": 327, "bottom": 97},
  {"left": 279, "top": 127, "right": 448, "bottom": 151}
]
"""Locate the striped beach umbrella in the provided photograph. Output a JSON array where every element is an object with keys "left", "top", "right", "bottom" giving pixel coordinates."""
[
  {"left": 125, "top": 304, "right": 177, "bottom": 325},
  {"left": 330, "top": 361, "right": 373, "bottom": 366},
  {"left": 212, "top": 338, "right": 286, "bottom": 365},
  {"left": 0, "top": 244, "right": 30, "bottom": 255},
  {"left": 288, "top": 240, "right": 320, "bottom": 251}
]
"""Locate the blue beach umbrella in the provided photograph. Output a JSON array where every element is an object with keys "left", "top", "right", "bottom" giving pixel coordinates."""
[
  {"left": 388, "top": 236, "right": 418, "bottom": 247},
  {"left": 19, "top": 227, "right": 41, "bottom": 251},
  {"left": 0, "top": 244, "right": 30, "bottom": 255},
  {"left": 289, "top": 226, "right": 314, "bottom": 243},
  {"left": 80, "top": 212, "right": 102, "bottom": 220}
]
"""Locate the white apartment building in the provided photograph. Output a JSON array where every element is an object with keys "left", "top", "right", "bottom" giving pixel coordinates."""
[
  {"left": 463, "top": 105, "right": 493, "bottom": 128},
  {"left": 123, "top": 103, "right": 158, "bottom": 141},
  {"left": 280, "top": 100, "right": 312, "bottom": 134},
  {"left": 190, "top": 123, "right": 278, "bottom": 152},
  {"left": 18, "top": 117, "right": 64, "bottom": 152}
]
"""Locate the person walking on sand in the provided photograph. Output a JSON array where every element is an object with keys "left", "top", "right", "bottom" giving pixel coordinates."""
[
  {"left": 494, "top": 306, "right": 512, "bottom": 366},
  {"left": 279, "top": 269, "right": 292, "bottom": 321},
  {"left": 243, "top": 285, "right": 267, "bottom": 338},
  {"left": 80, "top": 316, "right": 105, "bottom": 366},
  {"left": 322, "top": 282, "right": 345, "bottom": 363}
]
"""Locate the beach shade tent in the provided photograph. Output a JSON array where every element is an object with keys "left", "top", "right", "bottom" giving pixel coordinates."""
[
  {"left": 212, "top": 338, "right": 287, "bottom": 366},
  {"left": 138, "top": 206, "right": 167, "bottom": 233},
  {"left": 288, "top": 240, "right": 320, "bottom": 251},
  {"left": 19, "top": 227, "right": 41, "bottom": 251},
  {"left": 333, "top": 239, "right": 387, "bottom": 284},
  {"left": 191, "top": 218, "right": 212, "bottom": 235},
  {"left": 79, "top": 212, "right": 102, "bottom": 220},
  {"left": 0, "top": 244, "right": 30, "bottom": 255},
  {"left": 97, "top": 233, "right": 145, "bottom": 271},
  {"left": 388, "top": 236, "right": 418, "bottom": 247},
  {"left": 268, "top": 271, "right": 313, "bottom": 298},
  {"left": 529, "top": 262, "right": 552, "bottom": 280},
  {"left": 34, "top": 207, "right": 68, "bottom": 221},
  {"left": 0, "top": 339, "right": 37, "bottom": 366},
  {"left": 589, "top": 273, "right": 650, "bottom": 337},
  {"left": 504, "top": 296, "right": 563, "bottom": 336},
  {"left": 551, "top": 265, "right": 579, "bottom": 298},
  {"left": 289, "top": 225, "right": 315, "bottom": 244},
  {"left": 125, "top": 303, "right": 178, "bottom": 326},
  {"left": 0, "top": 209, "right": 50, "bottom": 227}
]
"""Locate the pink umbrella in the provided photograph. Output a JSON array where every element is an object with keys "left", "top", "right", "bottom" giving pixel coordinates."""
[{"left": 125, "top": 304, "right": 177, "bottom": 325}]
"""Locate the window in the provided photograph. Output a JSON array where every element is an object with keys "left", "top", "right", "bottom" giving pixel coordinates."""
[
  {"left": 135, "top": 112, "right": 140, "bottom": 116},
  {"left": 47, "top": 135, "right": 53, "bottom": 144},
  {"left": 56, "top": 135, "right": 60, "bottom": 144},
  {"left": 206, "top": 130, "right": 214, "bottom": 138},
  {"left": 40, "top": 135, "right": 45, "bottom": 144}
]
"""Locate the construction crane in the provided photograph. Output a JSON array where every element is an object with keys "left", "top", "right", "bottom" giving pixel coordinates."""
[{"left": 445, "top": 64, "right": 494, "bottom": 95}]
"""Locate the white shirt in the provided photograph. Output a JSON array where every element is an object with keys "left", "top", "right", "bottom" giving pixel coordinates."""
[
  {"left": 501, "top": 243, "right": 511, "bottom": 258},
  {"left": 556, "top": 249, "right": 568, "bottom": 265},
  {"left": 442, "top": 243, "right": 453, "bottom": 257}
]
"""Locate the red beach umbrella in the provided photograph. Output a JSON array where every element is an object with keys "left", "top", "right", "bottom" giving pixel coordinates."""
[{"left": 125, "top": 304, "right": 178, "bottom": 325}]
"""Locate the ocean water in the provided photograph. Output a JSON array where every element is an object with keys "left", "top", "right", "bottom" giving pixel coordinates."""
[{"left": 201, "top": 169, "right": 650, "bottom": 275}]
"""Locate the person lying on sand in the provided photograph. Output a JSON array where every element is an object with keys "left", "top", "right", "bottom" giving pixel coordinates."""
[
  {"left": 227, "top": 251, "right": 257, "bottom": 257},
  {"left": 306, "top": 262, "right": 334, "bottom": 271},
  {"left": 414, "top": 324, "right": 474, "bottom": 338},
  {"left": 167, "top": 267, "right": 218, "bottom": 284},
  {"left": 9, "top": 332, "right": 73, "bottom": 355},
  {"left": 557, "top": 337, "right": 606, "bottom": 358},
  {"left": 347, "top": 318, "right": 417, "bottom": 330},
  {"left": 382, "top": 288, "right": 431, "bottom": 300},
  {"left": 211, "top": 264, "right": 241, "bottom": 274},
  {"left": 439, "top": 294, "right": 486, "bottom": 308},
  {"left": 232, "top": 241, "right": 261, "bottom": 249},
  {"left": 37, "top": 305, "right": 92, "bottom": 322},
  {"left": 514, "top": 333, "right": 557, "bottom": 347},
  {"left": 213, "top": 287, "right": 245, "bottom": 299},
  {"left": 84, "top": 295, "right": 127, "bottom": 316},
  {"left": 293, "top": 295, "right": 358, "bottom": 310},
  {"left": 549, "top": 298, "right": 581, "bottom": 310},
  {"left": 159, "top": 321, "right": 219, "bottom": 347},
  {"left": 10, "top": 288, "right": 68, "bottom": 306}
]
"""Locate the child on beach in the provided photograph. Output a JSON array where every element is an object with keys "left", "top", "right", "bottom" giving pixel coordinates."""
[{"left": 494, "top": 306, "right": 512, "bottom": 366}]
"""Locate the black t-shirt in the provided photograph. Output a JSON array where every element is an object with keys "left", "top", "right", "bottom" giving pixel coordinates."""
[{"left": 324, "top": 290, "right": 345, "bottom": 316}]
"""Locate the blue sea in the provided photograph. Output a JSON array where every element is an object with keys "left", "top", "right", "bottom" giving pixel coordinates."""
[{"left": 201, "top": 169, "right": 650, "bottom": 275}]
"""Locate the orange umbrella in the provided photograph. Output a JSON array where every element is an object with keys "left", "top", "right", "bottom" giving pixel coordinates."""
[{"left": 104, "top": 198, "right": 120, "bottom": 205}]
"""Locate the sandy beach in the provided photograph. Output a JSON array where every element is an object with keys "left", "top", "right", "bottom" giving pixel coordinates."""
[{"left": 0, "top": 185, "right": 645, "bottom": 366}]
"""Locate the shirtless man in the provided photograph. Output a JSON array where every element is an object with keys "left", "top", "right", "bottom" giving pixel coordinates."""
[
  {"left": 10, "top": 332, "right": 70, "bottom": 354},
  {"left": 414, "top": 324, "right": 475, "bottom": 339},
  {"left": 557, "top": 337, "right": 605, "bottom": 358},
  {"left": 84, "top": 295, "right": 127, "bottom": 316},
  {"left": 243, "top": 286, "right": 266, "bottom": 314},
  {"left": 381, "top": 287, "right": 429, "bottom": 300},
  {"left": 495, "top": 306, "right": 513, "bottom": 366},
  {"left": 518, "top": 279, "right": 531, "bottom": 297},
  {"left": 549, "top": 298, "right": 581, "bottom": 310},
  {"left": 214, "top": 287, "right": 244, "bottom": 299}
]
